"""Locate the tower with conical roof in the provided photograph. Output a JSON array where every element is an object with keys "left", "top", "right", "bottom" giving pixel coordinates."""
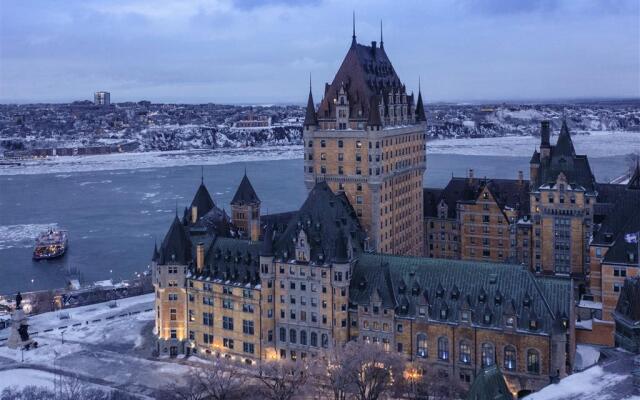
[
  {"left": 231, "top": 171, "right": 261, "bottom": 241},
  {"left": 303, "top": 17, "right": 426, "bottom": 256},
  {"left": 529, "top": 119, "right": 597, "bottom": 283}
]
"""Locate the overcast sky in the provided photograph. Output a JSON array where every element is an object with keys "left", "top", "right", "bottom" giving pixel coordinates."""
[{"left": 1, "top": 0, "right": 638, "bottom": 104}]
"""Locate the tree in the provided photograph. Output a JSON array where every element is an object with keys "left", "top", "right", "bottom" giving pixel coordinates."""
[
  {"left": 255, "top": 359, "right": 310, "bottom": 400},
  {"left": 159, "top": 359, "right": 248, "bottom": 400},
  {"left": 338, "top": 340, "right": 404, "bottom": 400}
]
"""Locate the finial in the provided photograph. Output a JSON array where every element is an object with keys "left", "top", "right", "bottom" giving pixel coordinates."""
[
  {"left": 244, "top": 165, "right": 247, "bottom": 176},
  {"left": 309, "top": 72, "right": 312, "bottom": 92},
  {"left": 380, "top": 20, "right": 384, "bottom": 48},
  {"left": 418, "top": 76, "right": 421, "bottom": 93},
  {"left": 352, "top": 11, "right": 356, "bottom": 45},
  {"left": 201, "top": 166, "right": 204, "bottom": 184},
  {"left": 175, "top": 199, "right": 178, "bottom": 217}
]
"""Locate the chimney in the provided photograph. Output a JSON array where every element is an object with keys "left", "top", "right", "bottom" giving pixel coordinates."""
[
  {"left": 468, "top": 169, "right": 475, "bottom": 183},
  {"left": 371, "top": 41, "right": 377, "bottom": 56},
  {"left": 518, "top": 170, "right": 524, "bottom": 185},
  {"left": 196, "top": 242, "right": 205, "bottom": 274},
  {"left": 191, "top": 206, "right": 198, "bottom": 224},
  {"left": 540, "top": 121, "right": 550, "bottom": 146}
]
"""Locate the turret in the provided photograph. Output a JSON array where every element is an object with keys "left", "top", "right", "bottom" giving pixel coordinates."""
[{"left": 231, "top": 171, "right": 261, "bottom": 241}]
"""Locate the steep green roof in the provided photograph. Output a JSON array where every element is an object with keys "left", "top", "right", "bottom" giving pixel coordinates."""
[
  {"left": 466, "top": 365, "right": 513, "bottom": 400},
  {"left": 350, "top": 254, "right": 571, "bottom": 335}
]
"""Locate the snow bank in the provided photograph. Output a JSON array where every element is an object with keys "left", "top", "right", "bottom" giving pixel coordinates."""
[
  {"left": 525, "top": 366, "right": 627, "bottom": 400},
  {"left": 0, "top": 369, "right": 56, "bottom": 390}
]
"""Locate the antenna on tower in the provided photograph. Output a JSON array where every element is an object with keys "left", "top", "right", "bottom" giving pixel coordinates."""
[
  {"left": 380, "top": 20, "right": 384, "bottom": 49},
  {"left": 351, "top": 11, "right": 356, "bottom": 45}
]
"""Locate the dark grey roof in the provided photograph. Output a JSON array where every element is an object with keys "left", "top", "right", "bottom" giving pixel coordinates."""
[
  {"left": 592, "top": 183, "right": 640, "bottom": 251},
  {"left": 191, "top": 183, "right": 215, "bottom": 216},
  {"left": 303, "top": 88, "right": 318, "bottom": 127},
  {"left": 602, "top": 208, "right": 640, "bottom": 265},
  {"left": 231, "top": 174, "right": 260, "bottom": 205},
  {"left": 193, "top": 237, "right": 261, "bottom": 285},
  {"left": 415, "top": 90, "right": 426, "bottom": 122},
  {"left": 367, "top": 95, "right": 382, "bottom": 126},
  {"left": 158, "top": 216, "right": 192, "bottom": 265},
  {"left": 466, "top": 365, "right": 513, "bottom": 400},
  {"left": 261, "top": 211, "right": 297, "bottom": 235},
  {"left": 423, "top": 188, "right": 443, "bottom": 218},
  {"left": 273, "top": 181, "right": 365, "bottom": 263},
  {"left": 423, "top": 177, "right": 530, "bottom": 219},
  {"left": 533, "top": 121, "right": 596, "bottom": 192},
  {"left": 614, "top": 277, "right": 640, "bottom": 324},
  {"left": 350, "top": 254, "right": 571, "bottom": 335}
]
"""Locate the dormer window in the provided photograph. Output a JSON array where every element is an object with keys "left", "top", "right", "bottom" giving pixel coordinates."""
[
  {"left": 529, "top": 319, "right": 538, "bottom": 330},
  {"left": 461, "top": 311, "right": 470, "bottom": 323},
  {"left": 483, "top": 313, "right": 492, "bottom": 325},
  {"left": 440, "top": 308, "right": 448, "bottom": 319},
  {"left": 506, "top": 317, "right": 514, "bottom": 328}
]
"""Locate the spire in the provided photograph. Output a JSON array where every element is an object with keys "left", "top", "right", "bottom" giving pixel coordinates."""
[
  {"left": 304, "top": 78, "right": 318, "bottom": 127},
  {"left": 232, "top": 173, "right": 260, "bottom": 205},
  {"left": 380, "top": 20, "right": 384, "bottom": 49},
  {"left": 415, "top": 78, "right": 426, "bottom": 123},
  {"left": 351, "top": 11, "right": 356, "bottom": 46},
  {"left": 555, "top": 119, "right": 576, "bottom": 157}
]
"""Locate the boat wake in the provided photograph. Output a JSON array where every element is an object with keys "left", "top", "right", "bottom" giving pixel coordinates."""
[{"left": 0, "top": 223, "right": 58, "bottom": 250}]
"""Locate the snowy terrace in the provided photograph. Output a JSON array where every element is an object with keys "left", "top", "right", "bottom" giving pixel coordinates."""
[{"left": 0, "top": 294, "right": 194, "bottom": 398}]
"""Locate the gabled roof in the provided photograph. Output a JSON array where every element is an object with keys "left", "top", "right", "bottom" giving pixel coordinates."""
[
  {"left": 466, "top": 365, "right": 513, "bottom": 400},
  {"left": 273, "top": 181, "right": 365, "bottom": 263},
  {"left": 191, "top": 182, "right": 215, "bottom": 216},
  {"left": 349, "top": 254, "right": 571, "bottom": 335},
  {"left": 231, "top": 173, "right": 260, "bottom": 205},
  {"left": 158, "top": 216, "right": 192, "bottom": 265},
  {"left": 423, "top": 177, "right": 530, "bottom": 219}
]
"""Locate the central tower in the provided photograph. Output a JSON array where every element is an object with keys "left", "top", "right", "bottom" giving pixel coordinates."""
[{"left": 303, "top": 23, "right": 426, "bottom": 256}]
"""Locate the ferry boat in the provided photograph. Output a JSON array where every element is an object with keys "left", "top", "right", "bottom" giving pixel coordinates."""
[{"left": 33, "top": 229, "right": 68, "bottom": 260}]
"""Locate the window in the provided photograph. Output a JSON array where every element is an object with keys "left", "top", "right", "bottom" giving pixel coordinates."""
[
  {"left": 279, "top": 327, "right": 286, "bottom": 342},
  {"left": 223, "top": 299, "right": 233, "bottom": 310},
  {"left": 321, "top": 333, "right": 328, "bottom": 348},
  {"left": 170, "top": 329, "right": 177, "bottom": 339},
  {"left": 243, "top": 342, "right": 255, "bottom": 354},
  {"left": 168, "top": 293, "right": 178, "bottom": 301},
  {"left": 321, "top": 140, "right": 326, "bottom": 147},
  {"left": 437, "top": 337, "right": 449, "bottom": 361},
  {"left": 300, "top": 330, "right": 307, "bottom": 345},
  {"left": 481, "top": 343, "right": 495, "bottom": 367},
  {"left": 203, "top": 312, "right": 213, "bottom": 326},
  {"left": 242, "top": 303, "right": 254, "bottom": 313},
  {"left": 223, "top": 286, "right": 233, "bottom": 295},
  {"left": 338, "top": 140, "right": 343, "bottom": 148},
  {"left": 170, "top": 309, "right": 176, "bottom": 321},
  {"left": 504, "top": 346, "right": 516, "bottom": 371},
  {"left": 527, "top": 350, "right": 540, "bottom": 374},
  {"left": 223, "top": 338, "right": 234, "bottom": 349},
  {"left": 203, "top": 333, "right": 213, "bottom": 344},
  {"left": 242, "top": 289, "right": 253, "bottom": 299},
  {"left": 416, "top": 334, "right": 428, "bottom": 358},
  {"left": 396, "top": 324, "right": 403, "bottom": 333},
  {"left": 311, "top": 332, "right": 318, "bottom": 347},
  {"left": 242, "top": 320, "right": 254, "bottom": 335},
  {"left": 290, "top": 329, "right": 297, "bottom": 344},
  {"left": 202, "top": 296, "right": 213, "bottom": 306},
  {"left": 223, "top": 316, "right": 234, "bottom": 331},
  {"left": 459, "top": 341, "right": 471, "bottom": 364}
]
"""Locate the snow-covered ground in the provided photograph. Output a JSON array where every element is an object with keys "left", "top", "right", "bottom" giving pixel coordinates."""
[
  {"left": 2, "top": 130, "right": 637, "bottom": 176},
  {"left": 0, "top": 293, "right": 193, "bottom": 397},
  {"left": 525, "top": 366, "right": 631, "bottom": 400},
  {"left": 428, "top": 130, "right": 640, "bottom": 157},
  {"left": 0, "top": 145, "right": 302, "bottom": 176}
]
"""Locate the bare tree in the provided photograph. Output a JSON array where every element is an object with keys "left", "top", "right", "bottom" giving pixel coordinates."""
[
  {"left": 255, "top": 359, "right": 310, "bottom": 400},
  {"left": 338, "top": 340, "right": 404, "bottom": 400},
  {"left": 194, "top": 360, "right": 246, "bottom": 400}
]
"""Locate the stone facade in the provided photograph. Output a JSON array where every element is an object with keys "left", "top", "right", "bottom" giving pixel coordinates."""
[{"left": 303, "top": 33, "right": 426, "bottom": 256}]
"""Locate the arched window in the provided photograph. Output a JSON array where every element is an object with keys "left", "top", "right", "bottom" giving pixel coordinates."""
[
  {"left": 481, "top": 343, "right": 495, "bottom": 367},
  {"left": 437, "top": 337, "right": 449, "bottom": 361},
  {"left": 321, "top": 333, "right": 329, "bottom": 348},
  {"left": 527, "top": 350, "right": 540, "bottom": 374},
  {"left": 300, "top": 330, "right": 307, "bottom": 346},
  {"left": 290, "top": 329, "right": 297, "bottom": 344},
  {"left": 504, "top": 346, "right": 517, "bottom": 371},
  {"left": 310, "top": 332, "right": 318, "bottom": 347},
  {"left": 459, "top": 341, "right": 471, "bottom": 364},
  {"left": 416, "top": 333, "right": 428, "bottom": 358},
  {"left": 279, "top": 327, "right": 286, "bottom": 342}
]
